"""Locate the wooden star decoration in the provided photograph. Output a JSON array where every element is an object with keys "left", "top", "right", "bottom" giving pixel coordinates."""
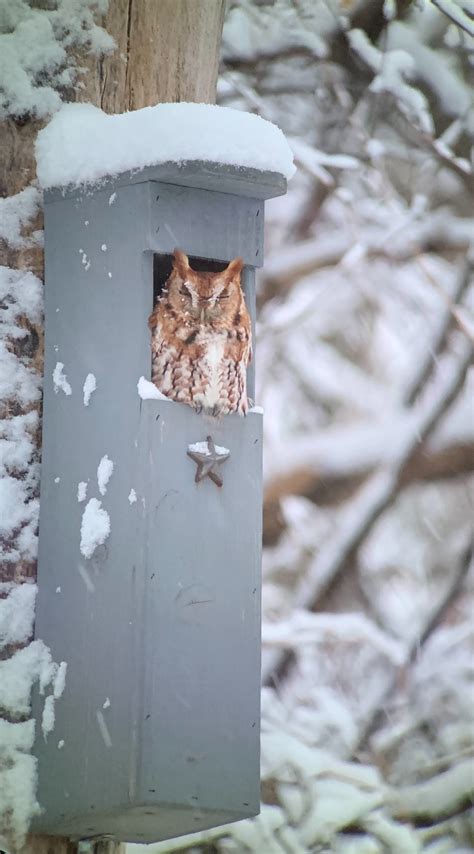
[{"left": 187, "top": 435, "right": 230, "bottom": 488}]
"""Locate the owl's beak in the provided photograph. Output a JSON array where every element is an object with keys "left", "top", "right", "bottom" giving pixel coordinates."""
[{"left": 198, "top": 297, "right": 215, "bottom": 323}]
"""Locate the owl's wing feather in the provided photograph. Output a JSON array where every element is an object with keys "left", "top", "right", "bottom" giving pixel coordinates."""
[{"left": 219, "top": 327, "right": 252, "bottom": 416}]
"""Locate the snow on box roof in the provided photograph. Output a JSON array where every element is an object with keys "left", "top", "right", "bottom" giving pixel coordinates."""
[{"left": 35, "top": 101, "right": 295, "bottom": 190}]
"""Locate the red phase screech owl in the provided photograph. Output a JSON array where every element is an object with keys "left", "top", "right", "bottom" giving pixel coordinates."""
[{"left": 148, "top": 249, "right": 252, "bottom": 416}]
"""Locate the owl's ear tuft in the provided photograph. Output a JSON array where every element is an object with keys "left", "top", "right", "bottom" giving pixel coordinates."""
[
  {"left": 223, "top": 257, "right": 244, "bottom": 281},
  {"left": 172, "top": 249, "right": 190, "bottom": 278}
]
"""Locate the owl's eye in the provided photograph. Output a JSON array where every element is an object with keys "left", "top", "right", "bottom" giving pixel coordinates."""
[
  {"left": 179, "top": 285, "right": 190, "bottom": 297},
  {"left": 217, "top": 289, "right": 229, "bottom": 301}
]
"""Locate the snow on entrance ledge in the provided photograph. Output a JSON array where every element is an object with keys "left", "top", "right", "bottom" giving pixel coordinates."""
[{"left": 35, "top": 102, "right": 295, "bottom": 190}]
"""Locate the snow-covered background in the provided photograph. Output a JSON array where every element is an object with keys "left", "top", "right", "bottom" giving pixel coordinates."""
[
  {"left": 1, "top": 0, "right": 473, "bottom": 851},
  {"left": 145, "top": 1, "right": 473, "bottom": 851}
]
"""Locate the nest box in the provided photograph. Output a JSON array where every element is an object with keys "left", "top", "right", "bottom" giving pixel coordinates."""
[{"left": 33, "top": 161, "right": 286, "bottom": 842}]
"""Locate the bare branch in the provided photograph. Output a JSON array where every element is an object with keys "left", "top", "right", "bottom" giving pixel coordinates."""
[
  {"left": 389, "top": 104, "right": 474, "bottom": 190},
  {"left": 404, "top": 256, "right": 474, "bottom": 404}
]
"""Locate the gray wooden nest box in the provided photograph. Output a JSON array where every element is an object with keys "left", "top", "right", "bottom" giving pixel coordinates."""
[{"left": 33, "top": 161, "right": 286, "bottom": 843}]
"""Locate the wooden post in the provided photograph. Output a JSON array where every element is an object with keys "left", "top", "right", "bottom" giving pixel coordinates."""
[{"left": 0, "top": 1, "right": 225, "bottom": 852}]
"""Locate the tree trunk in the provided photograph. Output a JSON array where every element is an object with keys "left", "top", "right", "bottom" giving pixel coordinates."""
[
  {"left": 79, "top": 0, "right": 226, "bottom": 111},
  {"left": 0, "top": 1, "right": 225, "bottom": 851}
]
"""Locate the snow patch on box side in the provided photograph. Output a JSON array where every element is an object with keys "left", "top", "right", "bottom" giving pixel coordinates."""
[
  {"left": 77, "top": 481, "right": 88, "bottom": 503},
  {"left": 80, "top": 498, "right": 111, "bottom": 559},
  {"left": 83, "top": 373, "right": 97, "bottom": 406},
  {"left": 97, "top": 455, "right": 114, "bottom": 496},
  {"left": 52, "top": 362, "right": 71, "bottom": 396}
]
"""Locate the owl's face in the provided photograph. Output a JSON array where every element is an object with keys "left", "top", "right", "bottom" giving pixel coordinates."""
[{"left": 165, "top": 249, "right": 244, "bottom": 323}]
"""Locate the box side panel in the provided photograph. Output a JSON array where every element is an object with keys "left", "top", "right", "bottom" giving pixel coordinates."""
[
  {"left": 137, "top": 404, "right": 262, "bottom": 816},
  {"left": 33, "top": 182, "right": 152, "bottom": 829}
]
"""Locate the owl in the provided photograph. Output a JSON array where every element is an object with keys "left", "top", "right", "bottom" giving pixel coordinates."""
[{"left": 148, "top": 249, "right": 252, "bottom": 416}]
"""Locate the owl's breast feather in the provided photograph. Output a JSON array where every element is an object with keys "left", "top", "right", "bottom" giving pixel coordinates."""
[{"left": 199, "top": 335, "right": 226, "bottom": 411}]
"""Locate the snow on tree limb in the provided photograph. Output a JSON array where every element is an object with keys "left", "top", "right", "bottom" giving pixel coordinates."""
[
  {"left": 430, "top": 0, "right": 474, "bottom": 37},
  {"left": 261, "top": 214, "right": 473, "bottom": 291},
  {"left": 264, "top": 389, "right": 473, "bottom": 503},
  {"left": 390, "top": 758, "right": 474, "bottom": 821}
]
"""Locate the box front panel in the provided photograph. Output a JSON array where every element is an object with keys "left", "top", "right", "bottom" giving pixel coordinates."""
[
  {"left": 137, "top": 403, "right": 262, "bottom": 817},
  {"left": 147, "top": 182, "right": 264, "bottom": 266}
]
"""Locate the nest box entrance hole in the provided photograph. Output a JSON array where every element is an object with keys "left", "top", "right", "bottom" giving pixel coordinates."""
[
  {"left": 152, "top": 254, "right": 256, "bottom": 399},
  {"left": 153, "top": 254, "right": 228, "bottom": 303}
]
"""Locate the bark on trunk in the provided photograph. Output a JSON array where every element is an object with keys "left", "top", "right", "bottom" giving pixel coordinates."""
[{"left": 79, "top": 0, "right": 226, "bottom": 111}]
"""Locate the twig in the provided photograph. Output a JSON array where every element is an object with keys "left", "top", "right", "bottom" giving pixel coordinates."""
[
  {"left": 221, "top": 46, "right": 324, "bottom": 73},
  {"left": 356, "top": 541, "right": 473, "bottom": 751},
  {"left": 391, "top": 105, "right": 474, "bottom": 190},
  {"left": 410, "top": 543, "right": 473, "bottom": 658},
  {"left": 404, "top": 256, "right": 473, "bottom": 404}
]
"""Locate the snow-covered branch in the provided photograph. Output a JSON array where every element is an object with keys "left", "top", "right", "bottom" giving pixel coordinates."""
[
  {"left": 261, "top": 213, "right": 473, "bottom": 293},
  {"left": 262, "top": 332, "right": 473, "bottom": 683},
  {"left": 390, "top": 758, "right": 474, "bottom": 822},
  {"left": 430, "top": 0, "right": 474, "bottom": 37},
  {"left": 264, "top": 388, "right": 473, "bottom": 503}
]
